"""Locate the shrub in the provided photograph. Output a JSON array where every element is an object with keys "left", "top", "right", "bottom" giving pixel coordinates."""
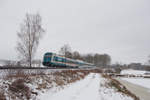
[
  {"left": 0, "top": 92, "right": 6, "bottom": 100},
  {"left": 9, "top": 79, "right": 31, "bottom": 100}
]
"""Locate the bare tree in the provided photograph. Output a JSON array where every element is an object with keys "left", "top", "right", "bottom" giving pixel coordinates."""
[
  {"left": 83, "top": 53, "right": 94, "bottom": 63},
  {"left": 96, "top": 54, "right": 111, "bottom": 67},
  {"left": 72, "top": 51, "right": 81, "bottom": 60},
  {"left": 82, "top": 53, "right": 111, "bottom": 67},
  {"left": 16, "top": 13, "right": 45, "bottom": 67},
  {"left": 59, "top": 44, "right": 72, "bottom": 58}
]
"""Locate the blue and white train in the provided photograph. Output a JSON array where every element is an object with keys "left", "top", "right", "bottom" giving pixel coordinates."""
[{"left": 42, "top": 52, "right": 94, "bottom": 68}]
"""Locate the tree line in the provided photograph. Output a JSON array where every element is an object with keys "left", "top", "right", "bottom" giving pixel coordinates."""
[{"left": 59, "top": 44, "right": 111, "bottom": 67}]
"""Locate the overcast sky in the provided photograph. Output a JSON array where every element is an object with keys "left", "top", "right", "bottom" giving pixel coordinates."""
[{"left": 0, "top": 0, "right": 150, "bottom": 64}]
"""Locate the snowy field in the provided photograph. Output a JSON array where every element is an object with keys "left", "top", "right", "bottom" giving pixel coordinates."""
[
  {"left": 121, "top": 69, "right": 147, "bottom": 75},
  {"left": 38, "top": 73, "right": 133, "bottom": 100},
  {"left": 121, "top": 69, "right": 150, "bottom": 89},
  {"left": 121, "top": 78, "right": 150, "bottom": 89}
]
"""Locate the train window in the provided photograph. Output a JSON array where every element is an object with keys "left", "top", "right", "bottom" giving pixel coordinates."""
[
  {"left": 53, "top": 56, "right": 57, "bottom": 61},
  {"left": 62, "top": 58, "right": 66, "bottom": 62},
  {"left": 67, "top": 59, "right": 72, "bottom": 63},
  {"left": 66, "top": 59, "right": 69, "bottom": 63},
  {"left": 53, "top": 56, "right": 63, "bottom": 62},
  {"left": 57, "top": 57, "right": 62, "bottom": 62}
]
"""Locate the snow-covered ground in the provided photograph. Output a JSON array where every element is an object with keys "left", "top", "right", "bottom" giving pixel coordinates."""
[
  {"left": 121, "top": 69, "right": 150, "bottom": 90},
  {"left": 121, "top": 69, "right": 147, "bottom": 75},
  {"left": 121, "top": 78, "right": 150, "bottom": 89},
  {"left": 38, "top": 73, "right": 133, "bottom": 100}
]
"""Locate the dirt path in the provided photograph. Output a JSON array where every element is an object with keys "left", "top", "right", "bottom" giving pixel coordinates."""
[{"left": 117, "top": 78, "right": 150, "bottom": 100}]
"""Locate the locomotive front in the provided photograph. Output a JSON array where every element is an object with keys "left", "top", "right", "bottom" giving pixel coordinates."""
[{"left": 42, "top": 52, "right": 53, "bottom": 66}]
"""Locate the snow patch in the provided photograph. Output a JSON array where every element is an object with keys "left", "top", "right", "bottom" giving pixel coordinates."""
[
  {"left": 121, "top": 69, "right": 147, "bottom": 75},
  {"left": 121, "top": 78, "right": 150, "bottom": 89}
]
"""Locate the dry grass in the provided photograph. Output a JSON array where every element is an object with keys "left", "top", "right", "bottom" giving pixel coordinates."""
[
  {"left": 0, "top": 91, "right": 6, "bottom": 100},
  {"left": 35, "top": 69, "right": 102, "bottom": 91},
  {"left": 102, "top": 74, "right": 140, "bottom": 100},
  {"left": 5, "top": 69, "right": 29, "bottom": 80},
  {"left": 9, "top": 79, "right": 31, "bottom": 100}
]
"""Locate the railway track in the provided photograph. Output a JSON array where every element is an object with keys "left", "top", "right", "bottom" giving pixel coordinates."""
[
  {"left": 0, "top": 66, "right": 84, "bottom": 78},
  {"left": 0, "top": 66, "right": 99, "bottom": 78},
  {"left": 0, "top": 65, "right": 97, "bottom": 70},
  {"left": 0, "top": 66, "right": 79, "bottom": 70}
]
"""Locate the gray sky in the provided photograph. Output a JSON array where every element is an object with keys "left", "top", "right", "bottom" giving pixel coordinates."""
[{"left": 0, "top": 0, "right": 150, "bottom": 64}]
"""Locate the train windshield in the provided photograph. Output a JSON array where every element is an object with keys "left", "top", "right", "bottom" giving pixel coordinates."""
[{"left": 43, "top": 53, "right": 52, "bottom": 62}]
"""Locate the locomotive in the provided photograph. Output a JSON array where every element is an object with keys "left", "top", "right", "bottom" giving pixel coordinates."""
[{"left": 42, "top": 52, "right": 94, "bottom": 68}]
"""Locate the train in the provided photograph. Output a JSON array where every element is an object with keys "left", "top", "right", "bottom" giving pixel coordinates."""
[{"left": 42, "top": 52, "right": 94, "bottom": 68}]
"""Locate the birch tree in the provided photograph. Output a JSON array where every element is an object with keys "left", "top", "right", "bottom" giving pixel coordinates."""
[{"left": 16, "top": 13, "right": 45, "bottom": 67}]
